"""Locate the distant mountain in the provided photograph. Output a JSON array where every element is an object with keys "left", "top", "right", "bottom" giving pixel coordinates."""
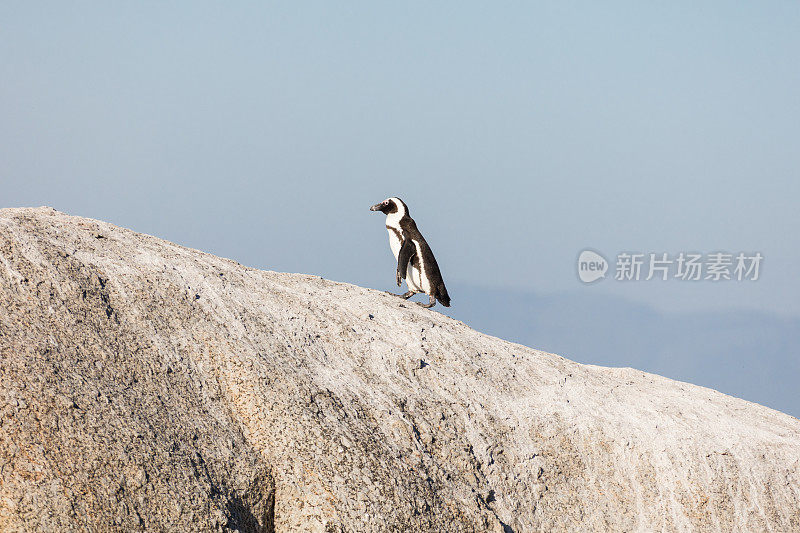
[{"left": 446, "top": 284, "right": 800, "bottom": 418}]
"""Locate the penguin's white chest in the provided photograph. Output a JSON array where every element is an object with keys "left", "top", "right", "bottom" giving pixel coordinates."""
[
  {"left": 386, "top": 227, "right": 427, "bottom": 293},
  {"left": 387, "top": 227, "right": 403, "bottom": 259}
]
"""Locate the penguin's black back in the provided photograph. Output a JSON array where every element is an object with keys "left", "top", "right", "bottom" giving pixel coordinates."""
[{"left": 400, "top": 217, "right": 450, "bottom": 307}]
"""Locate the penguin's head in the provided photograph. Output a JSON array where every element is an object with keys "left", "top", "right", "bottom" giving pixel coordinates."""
[{"left": 370, "top": 197, "right": 407, "bottom": 216}]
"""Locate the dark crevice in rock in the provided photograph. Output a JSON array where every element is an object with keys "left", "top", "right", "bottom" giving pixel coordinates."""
[{"left": 225, "top": 471, "right": 276, "bottom": 533}]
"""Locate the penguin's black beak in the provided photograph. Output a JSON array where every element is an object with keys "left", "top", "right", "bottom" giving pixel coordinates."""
[{"left": 369, "top": 202, "right": 384, "bottom": 212}]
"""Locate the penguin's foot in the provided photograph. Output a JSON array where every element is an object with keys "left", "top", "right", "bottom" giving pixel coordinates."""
[
  {"left": 417, "top": 295, "right": 437, "bottom": 309},
  {"left": 398, "top": 291, "right": 416, "bottom": 299}
]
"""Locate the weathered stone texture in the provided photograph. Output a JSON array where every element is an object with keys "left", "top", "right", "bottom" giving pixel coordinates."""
[{"left": 0, "top": 207, "right": 798, "bottom": 532}]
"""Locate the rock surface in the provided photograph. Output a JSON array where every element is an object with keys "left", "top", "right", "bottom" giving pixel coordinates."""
[{"left": 0, "top": 207, "right": 798, "bottom": 532}]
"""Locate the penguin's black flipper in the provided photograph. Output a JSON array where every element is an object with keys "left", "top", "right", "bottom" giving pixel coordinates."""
[{"left": 396, "top": 238, "right": 416, "bottom": 286}]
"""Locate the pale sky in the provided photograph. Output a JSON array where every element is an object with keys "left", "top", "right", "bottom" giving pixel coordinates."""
[{"left": 2, "top": 2, "right": 798, "bottom": 320}]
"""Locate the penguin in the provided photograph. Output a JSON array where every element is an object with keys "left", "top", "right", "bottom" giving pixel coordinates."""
[{"left": 370, "top": 197, "right": 450, "bottom": 308}]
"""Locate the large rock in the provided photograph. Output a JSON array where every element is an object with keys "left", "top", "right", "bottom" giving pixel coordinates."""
[{"left": 0, "top": 207, "right": 798, "bottom": 532}]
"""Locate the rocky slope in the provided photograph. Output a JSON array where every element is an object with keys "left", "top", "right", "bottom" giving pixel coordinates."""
[{"left": 0, "top": 207, "right": 798, "bottom": 532}]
